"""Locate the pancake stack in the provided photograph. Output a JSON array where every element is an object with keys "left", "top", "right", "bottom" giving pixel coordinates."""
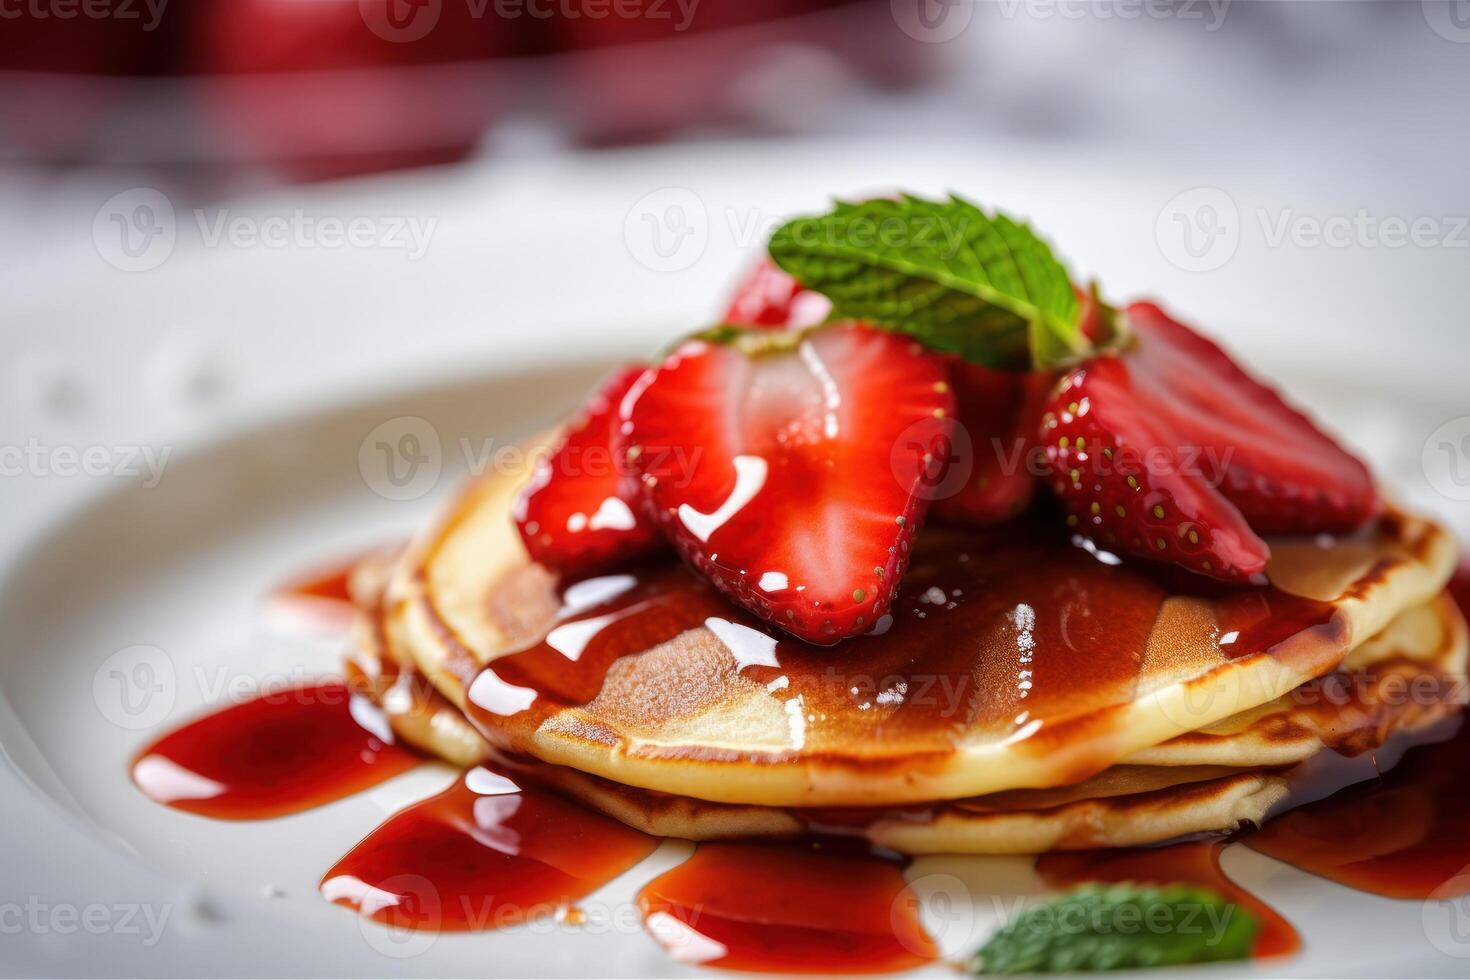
[{"left": 342, "top": 431, "right": 1464, "bottom": 855}]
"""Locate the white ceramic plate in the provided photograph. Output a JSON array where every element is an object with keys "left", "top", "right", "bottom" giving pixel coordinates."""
[{"left": 2, "top": 140, "right": 1467, "bottom": 977}]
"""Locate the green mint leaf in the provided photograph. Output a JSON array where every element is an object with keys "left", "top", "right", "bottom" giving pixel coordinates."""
[
  {"left": 767, "top": 194, "right": 1084, "bottom": 370},
  {"left": 970, "top": 883, "right": 1259, "bottom": 974}
]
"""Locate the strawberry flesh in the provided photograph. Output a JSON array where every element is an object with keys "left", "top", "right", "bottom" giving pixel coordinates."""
[
  {"left": 625, "top": 322, "right": 955, "bottom": 644},
  {"left": 933, "top": 360, "right": 1053, "bottom": 527},
  {"left": 723, "top": 258, "right": 831, "bottom": 329},
  {"left": 514, "top": 365, "right": 664, "bottom": 575},
  {"left": 1043, "top": 301, "right": 1377, "bottom": 582}
]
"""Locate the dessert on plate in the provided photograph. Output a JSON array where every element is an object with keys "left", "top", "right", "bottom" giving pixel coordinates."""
[{"left": 132, "top": 194, "right": 1467, "bottom": 973}]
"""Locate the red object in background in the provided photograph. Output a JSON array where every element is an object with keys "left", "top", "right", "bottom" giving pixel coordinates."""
[
  {"left": 553, "top": 0, "right": 862, "bottom": 142},
  {"left": 190, "top": 0, "right": 517, "bottom": 180},
  {"left": 722, "top": 258, "right": 832, "bottom": 328},
  {"left": 0, "top": 10, "right": 171, "bottom": 161}
]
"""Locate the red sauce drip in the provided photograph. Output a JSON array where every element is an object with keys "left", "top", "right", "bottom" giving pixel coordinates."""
[
  {"left": 268, "top": 558, "right": 360, "bottom": 629},
  {"left": 1245, "top": 570, "right": 1470, "bottom": 898},
  {"left": 131, "top": 681, "right": 420, "bottom": 819},
  {"left": 467, "top": 519, "right": 1334, "bottom": 765},
  {"left": 1038, "top": 841, "right": 1299, "bottom": 959},
  {"left": 321, "top": 767, "right": 658, "bottom": 931},
  {"left": 637, "top": 841, "right": 938, "bottom": 974},
  {"left": 1244, "top": 713, "right": 1470, "bottom": 899}
]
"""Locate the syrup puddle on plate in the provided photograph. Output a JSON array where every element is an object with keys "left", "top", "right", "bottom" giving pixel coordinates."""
[
  {"left": 637, "top": 840, "right": 938, "bottom": 974},
  {"left": 321, "top": 766, "right": 659, "bottom": 931},
  {"left": 125, "top": 550, "right": 1470, "bottom": 973},
  {"left": 131, "top": 680, "right": 422, "bottom": 820}
]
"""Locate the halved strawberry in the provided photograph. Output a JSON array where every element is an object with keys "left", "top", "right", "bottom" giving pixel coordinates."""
[
  {"left": 514, "top": 365, "right": 664, "bottom": 576},
  {"left": 1043, "top": 301, "right": 1378, "bottom": 582},
  {"left": 624, "top": 322, "right": 955, "bottom": 644},
  {"left": 722, "top": 258, "right": 831, "bottom": 329},
  {"left": 933, "top": 360, "right": 1054, "bottom": 527}
]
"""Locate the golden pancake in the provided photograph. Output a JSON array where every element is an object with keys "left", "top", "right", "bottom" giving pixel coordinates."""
[
  {"left": 352, "top": 576, "right": 1467, "bottom": 851},
  {"left": 378, "top": 431, "right": 1455, "bottom": 808},
  {"left": 378, "top": 434, "right": 1455, "bottom": 808}
]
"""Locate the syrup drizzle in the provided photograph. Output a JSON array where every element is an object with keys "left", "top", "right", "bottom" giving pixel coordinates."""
[
  {"left": 465, "top": 520, "right": 1336, "bottom": 773},
  {"left": 321, "top": 766, "right": 658, "bottom": 931},
  {"left": 1038, "top": 841, "right": 1300, "bottom": 959},
  {"left": 126, "top": 544, "right": 1470, "bottom": 973},
  {"left": 266, "top": 556, "right": 361, "bottom": 630},
  {"left": 1240, "top": 566, "right": 1470, "bottom": 899},
  {"left": 637, "top": 841, "right": 938, "bottom": 974},
  {"left": 131, "top": 680, "right": 421, "bottom": 820}
]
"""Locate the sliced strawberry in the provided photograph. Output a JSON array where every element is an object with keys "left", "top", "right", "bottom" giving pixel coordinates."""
[
  {"left": 933, "top": 360, "right": 1053, "bottom": 527},
  {"left": 514, "top": 365, "right": 664, "bottom": 576},
  {"left": 625, "top": 322, "right": 955, "bottom": 644},
  {"left": 1043, "top": 301, "right": 1377, "bottom": 582},
  {"left": 722, "top": 258, "right": 831, "bottom": 329}
]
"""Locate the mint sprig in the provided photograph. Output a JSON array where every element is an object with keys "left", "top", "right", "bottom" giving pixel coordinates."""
[
  {"left": 970, "top": 883, "right": 1259, "bottom": 974},
  {"left": 767, "top": 194, "right": 1087, "bottom": 370}
]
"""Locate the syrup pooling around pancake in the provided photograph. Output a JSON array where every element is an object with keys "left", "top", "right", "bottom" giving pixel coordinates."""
[{"left": 459, "top": 518, "right": 1337, "bottom": 794}]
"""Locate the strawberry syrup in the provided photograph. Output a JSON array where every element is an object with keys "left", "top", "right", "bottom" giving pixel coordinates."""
[
  {"left": 321, "top": 766, "right": 659, "bottom": 931},
  {"left": 126, "top": 544, "right": 1470, "bottom": 971},
  {"left": 1238, "top": 562, "right": 1470, "bottom": 900},
  {"left": 130, "top": 680, "right": 421, "bottom": 819},
  {"left": 463, "top": 518, "right": 1337, "bottom": 776},
  {"left": 1037, "top": 841, "right": 1299, "bottom": 959},
  {"left": 637, "top": 841, "right": 938, "bottom": 974}
]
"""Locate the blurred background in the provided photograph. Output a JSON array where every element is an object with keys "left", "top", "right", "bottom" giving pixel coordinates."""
[{"left": 3, "top": 1, "right": 1470, "bottom": 532}]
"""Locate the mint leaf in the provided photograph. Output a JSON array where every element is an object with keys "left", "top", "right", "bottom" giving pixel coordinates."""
[
  {"left": 767, "top": 194, "right": 1084, "bottom": 370},
  {"left": 970, "top": 883, "right": 1259, "bottom": 974}
]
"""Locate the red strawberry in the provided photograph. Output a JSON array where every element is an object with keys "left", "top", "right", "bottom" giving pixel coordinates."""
[
  {"left": 1043, "top": 301, "right": 1378, "bottom": 582},
  {"left": 625, "top": 323, "right": 955, "bottom": 644},
  {"left": 514, "top": 366, "right": 664, "bottom": 576},
  {"left": 723, "top": 258, "right": 831, "bottom": 329},
  {"left": 933, "top": 361, "right": 1053, "bottom": 527}
]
